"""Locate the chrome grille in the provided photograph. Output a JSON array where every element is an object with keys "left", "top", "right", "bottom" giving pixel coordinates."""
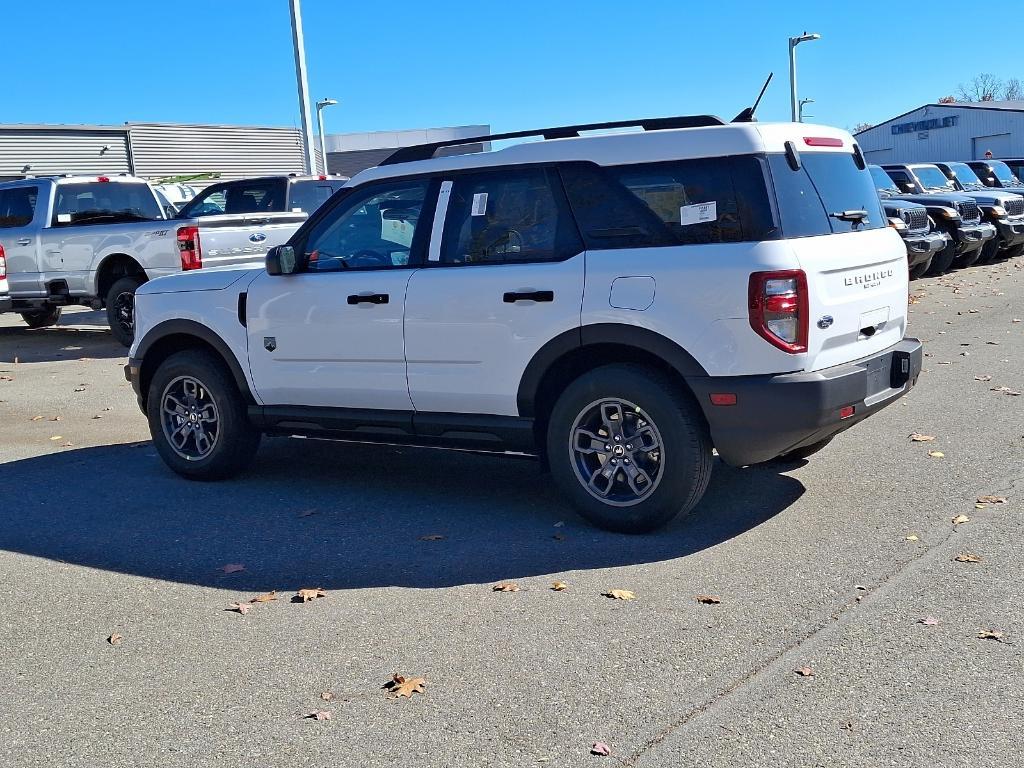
[
  {"left": 957, "top": 200, "right": 980, "bottom": 223},
  {"left": 1004, "top": 197, "right": 1024, "bottom": 217},
  {"left": 905, "top": 208, "right": 929, "bottom": 232}
]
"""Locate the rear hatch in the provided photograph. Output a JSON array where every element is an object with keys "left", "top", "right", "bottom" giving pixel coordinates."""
[
  {"left": 765, "top": 134, "right": 909, "bottom": 371},
  {"left": 194, "top": 212, "right": 307, "bottom": 270}
]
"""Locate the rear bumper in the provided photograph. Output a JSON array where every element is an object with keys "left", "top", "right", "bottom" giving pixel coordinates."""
[
  {"left": 902, "top": 231, "right": 945, "bottom": 267},
  {"left": 0, "top": 296, "right": 11, "bottom": 313},
  {"left": 687, "top": 338, "right": 923, "bottom": 466}
]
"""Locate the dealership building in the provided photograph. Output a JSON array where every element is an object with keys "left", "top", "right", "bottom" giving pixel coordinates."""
[{"left": 855, "top": 101, "right": 1024, "bottom": 163}]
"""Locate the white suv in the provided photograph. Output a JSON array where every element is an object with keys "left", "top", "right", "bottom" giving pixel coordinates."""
[{"left": 126, "top": 116, "right": 922, "bottom": 533}]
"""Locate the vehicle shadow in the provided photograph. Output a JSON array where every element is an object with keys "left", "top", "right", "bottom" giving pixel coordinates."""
[
  {"left": 0, "top": 438, "right": 805, "bottom": 590},
  {"left": 0, "top": 310, "right": 123, "bottom": 363}
]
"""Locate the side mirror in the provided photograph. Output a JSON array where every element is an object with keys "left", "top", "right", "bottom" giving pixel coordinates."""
[{"left": 266, "top": 245, "right": 298, "bottom": 276}]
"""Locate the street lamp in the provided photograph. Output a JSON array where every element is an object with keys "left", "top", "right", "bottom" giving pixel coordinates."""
[
  {"left": 789, "top": 32, "right": 821, "bottom": 122},
  {"left": 316, "top": 98, "right": 338, "bottom": 175},
  {"left": 799, "top": 97, "right": 815, "bottom": 122},
  {"left": 289, "top": 0, "right": 317, "bottom": 174}
]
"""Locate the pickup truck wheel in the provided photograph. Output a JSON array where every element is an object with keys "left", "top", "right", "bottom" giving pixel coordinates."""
[
  {"left": 547, "top": 364, "right": 713, "bottom": 534},
  {"left": 20, "top": 307, "right": 62, "bottom": 329},
  {"left": 147, "top": 349, "right": 261, "bottom": 480},
  {"left": 106, "top": 276, "right": 142, "bottom": 347}
]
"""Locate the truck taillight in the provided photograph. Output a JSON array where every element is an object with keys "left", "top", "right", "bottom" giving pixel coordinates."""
[
  {"left": 176, "top": 225, "right": 202, "bottom": 271},
  {"left": 748, "top": 269, "right": 808, "bottom": 354},
  {"left": 0, "top": 245, "right": 6, "bottom": 280}
]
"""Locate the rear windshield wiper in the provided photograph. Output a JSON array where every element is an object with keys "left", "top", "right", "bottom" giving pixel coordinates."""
[{"left": 829, "top": 209, "right": 869, "bottom": 222}]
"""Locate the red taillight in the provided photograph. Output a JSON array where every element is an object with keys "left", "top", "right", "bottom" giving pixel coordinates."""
[
  {"left": 318, "top": 174, "right": 327, "bottom": 180},
  {"left": 748, "top": 269, "right": 808, "bottom": 354},
  {"left": 0, "top": 244, "right": 6, "bottom": 280},
  {"left": 176, "top": 225, "right": 202, "bottom": 271},
  {"left": 803, "top": 136, "right": 843, "bottom": 147},
  {"left": 96, "top": 175, "right": 110, "bottom": 182}
]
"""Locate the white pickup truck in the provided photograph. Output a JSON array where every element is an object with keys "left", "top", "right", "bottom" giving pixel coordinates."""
[{"left": 0, "top": 173, "right": 345, "bottom": 344}]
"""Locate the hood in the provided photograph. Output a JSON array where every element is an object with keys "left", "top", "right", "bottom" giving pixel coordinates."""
[
  {"left": 879, "top": 198, "right": 927, "bottom": 215},
  {"left": 960, "top": 188, "right": 1024, "bottom": 205},
  {"left": 887, "top": 191, "right": 976, "bottom": 207},
  {"left": 138, "top": 266, "right": 261, "bottom": 296}
]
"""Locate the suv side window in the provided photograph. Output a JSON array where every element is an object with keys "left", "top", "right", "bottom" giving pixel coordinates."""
[
  {"left": 179, "top": 180, "right": 285, "bottom": 218},
  {"left": 301, "top": 179, "right": 429, "bottom": 272},
  {"left": 0, "top": 186, "right": 39, "bottom": 228},
  {"left": 288, "top": 180, "right": 338, "bottom": 214},
  {"left": 438, "top": 167, "right": 582, "bottom": 265}
]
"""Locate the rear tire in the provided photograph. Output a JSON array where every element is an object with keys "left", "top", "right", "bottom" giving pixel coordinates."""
[
  {"left": 106, "top": 276, "right": 143, "bottom": 347},
  {"left": 20, "top": 307, "right": 62, "bottom": 329},
  {"left": 146, "top": 349, "right": 261, "bottom": 480},
  {"left": 546, "top": 364, "right": 713, "bottom": 534}
]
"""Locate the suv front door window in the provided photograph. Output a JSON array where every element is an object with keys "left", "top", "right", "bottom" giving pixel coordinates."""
[{"left": 244, "top": 179, "right": 433, "bottom": 410}]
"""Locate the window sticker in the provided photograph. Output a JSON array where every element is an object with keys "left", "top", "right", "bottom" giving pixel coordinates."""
[
  {"left": 381, "top": 217, "right": 414, "bottom": 248},
  {"left": 680, "top": 201, "right": 717, "bottom": 225},
  {"left": 471, "top": 192, "right": 488, "bottom": 216},
  {"left": 56, "top": 213, "right": 72, "bottom": 223}
]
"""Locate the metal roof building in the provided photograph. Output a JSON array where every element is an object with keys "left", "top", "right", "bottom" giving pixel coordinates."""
[
  {"left": 855, "top": 102, "right": 1024, "bottom": 163},
  {"left": 325, "top": 125, "right": 490, "bottom": 177}
]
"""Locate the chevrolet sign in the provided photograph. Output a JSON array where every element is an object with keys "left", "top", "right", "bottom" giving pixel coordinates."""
[{"left": 891, "top": 115, "right": 959, "bottom": 135}]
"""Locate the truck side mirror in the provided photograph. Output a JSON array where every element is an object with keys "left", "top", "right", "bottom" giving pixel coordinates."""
[{"left": 266, "top": 245, "right": 298, "bottom": 276}]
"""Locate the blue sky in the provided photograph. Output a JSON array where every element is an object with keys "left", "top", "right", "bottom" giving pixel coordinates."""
[{"left": 5, "top": 1, "right": 1019, "bottom": 135}]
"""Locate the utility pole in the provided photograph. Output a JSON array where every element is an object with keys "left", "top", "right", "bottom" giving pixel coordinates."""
[
  {"left": 789, "top": 32, "right": 821, "bottom": 122},
  {"left": 289, "top": 0, "right": 317, "bottom": 174},
  {"left": 316, "top": 98, "right": 338, "bottom": 175}
]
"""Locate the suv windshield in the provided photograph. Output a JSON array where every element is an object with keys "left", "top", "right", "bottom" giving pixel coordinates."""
[
  {"left": 869, "top": 166, "right": 902, "bottom": 196},
  {"left": 52, "top": 182, "right": 162, "bottom": 225},
  {"left": 947, "top": 163, "right": 986, "bottom": 191},
  {"left": 989, "top": 161, "right": 1023, "bottom": 185},
  {"left": 913, "top": 166, "right": 957, "bottom": 192}
]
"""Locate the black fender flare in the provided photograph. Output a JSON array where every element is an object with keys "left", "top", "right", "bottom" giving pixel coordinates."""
[
  {"left": 134, "top": 318, "right": 255, "bottom": 404},
  {"left": 516, "top": 324, "right": 709, "bottom": 417}
]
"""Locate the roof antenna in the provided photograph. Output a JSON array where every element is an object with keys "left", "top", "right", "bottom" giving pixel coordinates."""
[{"left": 732, "top": 73, "right": 773, "bottom": 123}]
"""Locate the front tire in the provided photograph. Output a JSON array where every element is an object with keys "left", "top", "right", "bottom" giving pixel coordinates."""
[
  {"left": 926, "top": 241, "right": 957, "bottom": 275},
  {"left": 20, "top": 307, "right": 62, "bottom": 329},
  {"left": 147, "top": 349, "right": 261, "bottom": 480},
  {"left": 546, "top": 364, "right": 713, "bottom": 534},
  {"left": 106, "top": 276, "right": 143, "bottom": 347},
  {"left": 909, "top": 258, "right": 932, "bottom": 280}
]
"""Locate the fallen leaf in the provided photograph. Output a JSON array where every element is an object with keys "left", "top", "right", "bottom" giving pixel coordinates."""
[
  {"left": 219, "top": 563, "right": 245, "bottom": 574},
  {"left": 492, "top": 582, "right": 520, "bottom": 592},
  {"left": 249, "top": 591, "right": 278, "bottom": 603},
  {"left": 305, "top": 710, "right": 332, "bottom": 721},
  {"left": 49, "top": 435, "right": 63, "bottom": 441},
  {"left": 951, "top": 514, "right": 971, "bottom": 525},
  {"left": 968, "top": 309, "right": 980, "bottom": 314},
  {"left": 419, "top": 534, "right": 445, "bottom": 541},
  {"left": 108, "top": 633, "right": 123, "bottom": 645},
  {"left": 954, "top": 553, "right": 982, "bottom": 563},
  {"left": 905, "top": 534, "right": 920, "bottom": 541},
  {"left": 228, "top": 602, "right": 251, "bottom": 615},
  {"left": 61, "top": 442, "right": 73, "bottom": 448},
  {"left": 320, "top": 691, "right": 335, "bottom": 702},
  {"left": 604, "top": 589, "right": 636, "bottom": 601},
  {"left": 550, "top": 581, "right": 568, "bottom": 591},
  {"left": 974, "top": 375, "right": 993, "bottom": 382},
  {"left": 977, "top": 630, "right": 1006, "bottom": 642},
  {"left": 928, "top": 451, "right": 945, "bottom": 458},
  {"left": 794, "top": 666, "right": 814, "bottom": 677},
  {"left": 991, "top": 386, "right": 1023, "bottom": 396},
  {"left": 29, "top": 415, "right": 43, "bottom": 421},
  {"left": 50, "top": 416, "right": 61, "bottom": 422},
  {"left": 384, "top": 674, "right": 426, "bottom": 698},
  {"left": 296, "top": 588, "right": 327, "bottom": 602},
  {"left": 909, "top": 433, "right": 935, "bottom": 442},
  {"left": 695, "top": 594, "right": 722, "bottom": 604},
  {"left": 591, "top": 742, "right": 612, "bottom": 757},
  {"left": 91, "top": 414, "right": 103, "bottom": 420},
  {"left": 919, "top": 616, "right": 940, "bottom": 626},
  {"left": 73, "top": 387, "right": 86, "bottom": 393},
  {"left": 977, "top": 495, "right": 1008, "bottom": 505},
  {"left": 985, "top": 340, "right": 1000, "bottom": 345}
]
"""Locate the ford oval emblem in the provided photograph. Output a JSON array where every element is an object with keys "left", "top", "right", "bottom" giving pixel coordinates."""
[
  {"left": 249, "top": 232, "right": 267, "bottom": 244},
  {"left": 817, "top": 315, "right": 834, "bottom": 329}
]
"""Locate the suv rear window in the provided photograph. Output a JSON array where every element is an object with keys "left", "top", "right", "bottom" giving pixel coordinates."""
[
  {"left": 768, "top": 153, "right": 884, "bottom": 236},
  {"left": 179, "top": 180, "right": 286, "bottom": 218},
  {"left": 0, "top": 186, "right": 38, "bottom": 228},
  {"left": 52, "top": 182, "right": 162, "bottom": 226}
]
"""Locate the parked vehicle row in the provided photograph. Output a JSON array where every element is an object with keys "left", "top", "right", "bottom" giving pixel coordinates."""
[
  {"left": 870, "top": 160, "right": 1024, "bottom": 279},
  {"left": 0, "top": 173, "right": 347, "bottom": 344},
  {"left": 125, "top": 117, "right": 922, "bottom": 533}
]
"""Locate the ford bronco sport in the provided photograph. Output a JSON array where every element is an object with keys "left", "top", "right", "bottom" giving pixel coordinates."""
[{"left": 126, "top": 116, "right": 922, "bottom": 533}]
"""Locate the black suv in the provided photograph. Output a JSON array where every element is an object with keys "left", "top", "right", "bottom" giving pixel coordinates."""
[
  {"left": 868, "top": 166, "right": 946, "bottom": 278},
  {"left": 881, "top": 164, "right": 996, "bottom": 269},
  {"left": 933, "top": 162, "right": 1024, "bottom": 262}
]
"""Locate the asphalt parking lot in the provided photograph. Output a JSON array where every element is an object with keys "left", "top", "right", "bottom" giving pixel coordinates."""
[{"left": 1, "top": 264, "right": 1022, "bottom": 768}]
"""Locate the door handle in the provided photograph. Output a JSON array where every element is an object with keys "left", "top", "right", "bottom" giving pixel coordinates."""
[
  {"left": 16, "top": 238, "right": 31, "bottom": 246},
  {"left": 347, "top": 293, "right": 389, "bottom": 305},
  {"left": 503, "top": 290, "right": 554, "bottom": 303}
]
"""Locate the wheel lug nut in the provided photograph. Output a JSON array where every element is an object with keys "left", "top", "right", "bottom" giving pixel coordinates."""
[
  {"left": 614, "top": 436, "right": 621, "bottom": 442},
  {"left": 626, "top": 444, "right": 632, "bottom": 450},
  {"left": 605, "top": 444, "right": 611, "bottom": 451},
  {"left": 624, "top": 458, "right": 631, "bottom": 464}
]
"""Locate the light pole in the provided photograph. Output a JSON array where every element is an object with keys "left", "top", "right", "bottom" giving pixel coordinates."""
[
  {"left": 316, "top": 98, "right": 338, "bottom": 175},
  {"left": 789, "top": 32, "right": 821, "bottom": 122},
  {"left": 289, "top": 0, "right": 317, "bottom": 174},
  {"left": 799, "top": 97, "right": 815, "bottom": 122}
]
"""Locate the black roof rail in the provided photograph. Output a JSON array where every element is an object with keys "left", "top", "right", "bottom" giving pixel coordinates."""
[{"left": 379, "top": 114, "right": 727, "bottom": 166}]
